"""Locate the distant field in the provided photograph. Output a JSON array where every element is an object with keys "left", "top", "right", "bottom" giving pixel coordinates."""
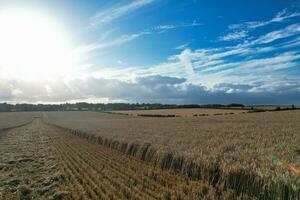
[
  {"left": 43, "top": 110, "right": 300, "bottom": 198},
  {"left": 0, "top": 112, "right": 40, "bottom": 130},
  {"left": 109, "top": 108, "right": 246, "bottom": 117},
  {"left": 251, "top": 105, "right": 299, "bottom": 110}
]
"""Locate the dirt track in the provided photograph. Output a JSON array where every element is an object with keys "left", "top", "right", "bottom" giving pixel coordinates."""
[{"left": 0, "top": 118, "right": 229, "bottom": 200}]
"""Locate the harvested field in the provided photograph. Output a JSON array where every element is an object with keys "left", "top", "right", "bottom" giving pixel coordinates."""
[
  {"left": 109, "top": 108, "right": 245, "bottom": 117},
  {"left": 0, "top": 112, "right": 40, "bottom": 130},
  {"left": 0, "top": 118, "right": 241, "bottom": 199},
  {"left": 0, "top": 119, "right": 65, "bottom": 199},
  {"left": 44, "top": 111, "right": 300, "bottom": 198}
]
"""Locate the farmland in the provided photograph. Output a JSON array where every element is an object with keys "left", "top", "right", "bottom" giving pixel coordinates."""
[
  {"left": 0, "top": 112, "right": 40, "bottom": 130},
  {"left": 1, "top": 110, "right": 299, "bottom": 199},
  {"left": 109, "top": 108, "right": 246, "bottom": 117},
  {"left": 0, "top": 117, "right": 239, "bottom": 199},
  {"left": 43, "top": 110, "right": 300, "bottom": 198}
]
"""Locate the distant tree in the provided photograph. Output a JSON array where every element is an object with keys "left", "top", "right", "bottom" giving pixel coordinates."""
[
  {"left": 291, "top": 104, "right": 295, "bottom": 110},
  {"left": 227, "top": 103, "right": 245, "bottom": 107},
  {"left": 275, "top": 106, "right": 281, "bottom": 111},
  {"left": 0, "top": 103, "right": 13, "bottom": 112}
]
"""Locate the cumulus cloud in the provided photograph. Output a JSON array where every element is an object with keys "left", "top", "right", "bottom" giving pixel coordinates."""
[
  {"left": 1, "top": 75, "right": 300, "bottom": 104},
  {"left": 136, "top": 75, "right": 186, "bottom": 85}
]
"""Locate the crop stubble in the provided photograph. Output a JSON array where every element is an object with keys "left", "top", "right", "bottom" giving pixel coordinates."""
[
  {"left": 0, "top": 118, "right": 240, "bottom": 199},
  {"left": 44, "top": 110, "right": 300, "bottom": 199}
]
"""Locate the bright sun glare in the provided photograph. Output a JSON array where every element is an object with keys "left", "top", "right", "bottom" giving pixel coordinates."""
[{"left": 0, "top": 8, "right": 73, "bottom": 79}]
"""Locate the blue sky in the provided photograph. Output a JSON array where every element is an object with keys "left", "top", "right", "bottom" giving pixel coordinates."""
[{"left": 0, "top": 0, "right": 300, "bottom": 104}]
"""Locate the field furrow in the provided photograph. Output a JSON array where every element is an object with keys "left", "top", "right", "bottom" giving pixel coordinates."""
[
  {"left": 0, "top": 118, "right": 236, "bottom": 199},
  {"left": 60, "top": 136, "right": 161, "bottom": 196}
]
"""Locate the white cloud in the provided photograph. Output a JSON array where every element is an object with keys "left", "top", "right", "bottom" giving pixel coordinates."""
[
  {"left": 81, "top": 21, "right": 300, "bottom": 93},
  {"left": 1, "top": 23, "right": 300, "bottom": 104},
  {"left": 208, "top": 52, "right": 300, "bottom": 75},
  {"left": 76, "top": 20, "right": 203, "bottom": 68},
  {"left": 74, "top": 31, "right": 150, "bottom": 58},
  {"left": 229, "top": 8, "right": 300, "bottom": 31},
  {"left": 101, "top": 23, "right": 300, "bottom": 90},
  {"left": 90, "top": 0, "right": 156, "bottom": 27},
  {"left": 174, "top": 42, "right": 190, "bottom": 50},
  {"left": 1, "top": 4, "right": 300, "bottom": 104},
  {"left": 222, "top": 9, "right": 300, "bottom": 42},
  {"left": 155, "top": 24, "right": 176, "bottom": 30},
  {"left": 77, "top": 20, "right": 203, "bottom": 62},
  {"left": 1, "top": 75, "right": 299, "bottom": 104},
  {"left": 251, "top": 23, "right": 300, "bottom": 44},
  {"left": 177, "top": 49, "right": 197, "bottom": 83},
  {"left": 279, "top": 36, "right": 300, "bottom": 48},
  {"left": 155, "top": 21, "right": 202, "bottom": 31},
  {"left": 270, "top": 8, "right": 300, "bottom": 23},
  {"left": 192, "top": 20, "right": 202, "bottom": 26},
  {"left": 219, "top": 30, "right": 248, "bottom": 41}
]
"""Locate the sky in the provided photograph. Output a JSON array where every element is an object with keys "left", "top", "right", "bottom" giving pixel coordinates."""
[{"left": 0, "top": 0, "right": 300, "bottom": 105}]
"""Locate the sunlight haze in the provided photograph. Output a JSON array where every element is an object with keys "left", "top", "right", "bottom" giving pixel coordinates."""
[{"left": 0, "top": 0, "right": 299, "bottom": 104}]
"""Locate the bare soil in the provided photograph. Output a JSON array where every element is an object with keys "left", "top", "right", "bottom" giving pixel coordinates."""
[{"left": 0, "top": 112, "right": 40, "bottom": 130}]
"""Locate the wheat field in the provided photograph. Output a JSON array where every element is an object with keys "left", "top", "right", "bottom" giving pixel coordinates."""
[
  {"left": 43, "top": 110, "right": 300, "bottom": 199},
  {"left": 0, "top": 110, "right": 299, "bottom": 199},
  {"left": 0, "top": 117, "right": 243, "bottom": 199}
]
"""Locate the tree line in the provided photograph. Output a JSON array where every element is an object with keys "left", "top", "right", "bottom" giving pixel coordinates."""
[{"left": 0, "top": 102, "right": 247, "bottom": 112}]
